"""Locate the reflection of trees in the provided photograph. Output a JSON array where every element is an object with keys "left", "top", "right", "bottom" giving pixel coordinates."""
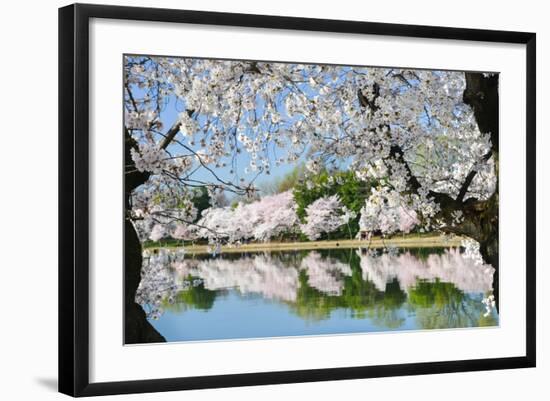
[
  {"left": 136, "top": 248, "right": 497, "bottom": 330},
  {"left": 163, "top": 280, "right": 218, "bottom": 312},
  {"left": 290, "top": 254, "right": 408, "bottom": 324},
  {"left": 291, "top": 271, "right": 337, "bottom": 321},
  {"left": 184, "top": 254, "right": 301, "bottom": 302},
  {"left": 367, "top": 280, "right": 407, "bottom": 328},
  {"left": 357, "top": 248, "right": 494, "bottom": 294},
  {"left": 299, "top": 252, "right": 352, "bottom": 295},
  {"left": 408, "top": 280, "right": 486, "bottom": 329},
  {"left": 477, "top": 312, "right": 499, "bottom": 327}
]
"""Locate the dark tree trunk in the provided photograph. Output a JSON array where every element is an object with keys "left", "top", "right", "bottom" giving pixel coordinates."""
[
  {"left": 456, "top": 190, "right": 499, "bottom": 310},
  {"left": 423, "top": 73, "right": 499, "bottom": 310},
  {"left": 462, "top": 73, "right": 499, "bottom": 309},
  {"left": 463, "top": 73, "right": 499, "bottom": 151},
  {"left": 124, "top": 131, "right": 165, "bottom": 344}
]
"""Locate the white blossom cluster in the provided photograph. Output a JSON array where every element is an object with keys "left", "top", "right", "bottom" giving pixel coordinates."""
[
  {"left": 125, "top": 109, "right": 158, "bottom": 131},
  {"left": 134, "top": 187, "right": 424, "bottom": 246},
  {"left": 130, "top": 142, "right": 194, "bottom": 177},
  {"left": 130, "top": 143, "right": 168, "bottom": 175},
  {"left": 131, "top": 177, "right": 199, "bottom": 242},
  {"left": 460, "top": 238, "right": 485, "bottom": 266},
  {"left": 193, "top": 190, "right": 300, "bottom": 243},
  {"left": 358, "top": 187, "right": 418, "bottom": 235},
  {"left": 300, "top": 195, "right": 352, "bottom": 240},
  {"left": 125, "top": 56, "right": 497, "bottom": 249}
]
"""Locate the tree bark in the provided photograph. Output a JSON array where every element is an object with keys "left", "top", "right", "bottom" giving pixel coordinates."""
[
  {"left": 445, "top": 190, "right": 499, "bottom": 310},
  {"left": 461, "top": 72, "right": 499, "bottom": 309},
  {"left": 124, "top": 131, "right": 165, "bottom": 344}
]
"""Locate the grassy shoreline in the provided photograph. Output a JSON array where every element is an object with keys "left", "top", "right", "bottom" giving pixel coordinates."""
[{"left": 145, "top": 233, "right": 464, "bottom": 254}]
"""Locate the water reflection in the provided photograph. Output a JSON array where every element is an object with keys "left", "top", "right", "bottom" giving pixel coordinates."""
[
  {"left": 359, "top": 249, "right": 495, "bottom": 293},
  {"left": 135, "top": 247, "right": 498, "bottom": 341}
]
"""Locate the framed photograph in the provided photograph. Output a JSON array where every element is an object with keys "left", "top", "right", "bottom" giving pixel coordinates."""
[{"left": 59, "top": 3, "right": 536, "bottom": 397}]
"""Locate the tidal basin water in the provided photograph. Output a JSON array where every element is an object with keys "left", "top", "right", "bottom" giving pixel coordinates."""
[{"left": 136, "top": 247, "right": 499, "bottom": 342}]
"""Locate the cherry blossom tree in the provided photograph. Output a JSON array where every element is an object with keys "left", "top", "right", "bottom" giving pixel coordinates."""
[
  {"left": 300, "top": 195, "right": 352, "bottom": 240},
  {"left": 189, "top": 190, "right": 299, "bottom": 245},
  {"left": 248, "top": 191, "right": 300, "bottom": 241}
]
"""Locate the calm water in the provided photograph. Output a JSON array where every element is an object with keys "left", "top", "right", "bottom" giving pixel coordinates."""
[{"left": 135, "top": 247, "right": 498, "bottom": 342}]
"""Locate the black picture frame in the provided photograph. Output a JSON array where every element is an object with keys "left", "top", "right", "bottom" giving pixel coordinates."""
[{"left": 59, "top": 3, "right": 536, "bottom": 397}]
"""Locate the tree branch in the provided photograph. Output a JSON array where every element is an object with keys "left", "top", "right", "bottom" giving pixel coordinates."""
[
  {"left": 389, "top": 144, "right": 422, "bottom": 192},
  {"left": 456, "top": 151, "right": 492, "bottom": 203}
]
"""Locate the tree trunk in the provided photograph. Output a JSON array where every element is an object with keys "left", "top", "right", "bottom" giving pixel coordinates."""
[
  {"left": 462, "top": 72, "right": 499, "bottom": 309},
  {"left": 124, "top": 131, "right": 165, "bottom": 344},
  {"left": 463, "top": 191, "right": 499, "bottom": 310},
  {"left": 429, "top": 73, "right": 500, "bottom": 310}
]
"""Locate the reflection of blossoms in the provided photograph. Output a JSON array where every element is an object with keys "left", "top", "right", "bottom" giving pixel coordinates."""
[
  {"left": 300, "top": 252, "right": 352, "bottom": 295},
  {"left": 192, "top": 255, "right": 300, "bottom": 302},
  {"left": 136, "top": 247, "right": 495, "bottom": 321},
  {"left": 357, "top": 248, "right": 494, "bottom": 293},
  {"left": 135, "top": 248, "right": 197, "bottom": 319},
  {"left": 482, "top": 294, "right": 496, "bottom": 317},
  {"left": 461, "top": 238, "right": 484, "bottom": 266},
  {"left": 135, "top": 250, "right": 355, "bottom": 316}
]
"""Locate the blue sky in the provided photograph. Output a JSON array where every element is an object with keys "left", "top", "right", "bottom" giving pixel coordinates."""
[{"left": 156, "top": 93, "right": 309, "bottom": 198}]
